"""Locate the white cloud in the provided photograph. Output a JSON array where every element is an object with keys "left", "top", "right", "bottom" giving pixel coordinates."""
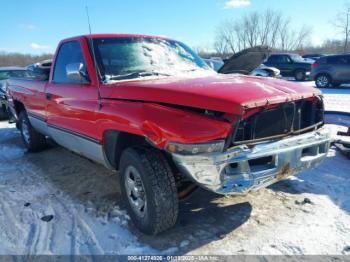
[
  {"left": 30, "top": 43, "right": 51, "bottom": 50},
  {"left": 19, "top": 24, "right": 37, "bottom": 30},
  {"left": 225, "top": 0, "right": 251, "bottom": 9}
]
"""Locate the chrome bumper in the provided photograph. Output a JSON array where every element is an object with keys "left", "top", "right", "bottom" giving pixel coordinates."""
[{"left": 172, "top": 127, "right": 331, "bottom": 195}]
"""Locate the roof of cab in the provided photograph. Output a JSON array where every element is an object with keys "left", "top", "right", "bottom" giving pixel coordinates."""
[{"left": 61, "top": 33, "right": 172, "bottom": 42}]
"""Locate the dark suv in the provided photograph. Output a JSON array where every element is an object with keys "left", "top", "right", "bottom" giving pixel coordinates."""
[
  {"left": 264, "top": 53, "right": 313, "bottom": 81},
  {"left": 311, "top": 54, "right": 350, "bottom": 88}
]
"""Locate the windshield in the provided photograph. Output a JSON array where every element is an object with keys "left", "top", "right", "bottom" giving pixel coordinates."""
[
  {"left": 92, "top": 37, "right": 212, "bottom": 81},
  {"left": 290, "top": 54, "right": 306, "bottom": 62}
]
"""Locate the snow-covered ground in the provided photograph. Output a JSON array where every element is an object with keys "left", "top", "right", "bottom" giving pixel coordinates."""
[
  {"left": 300, "top": 81, "right": 350, "bottom": 113},
  {"left": 0, "top": 81, "right": 350, "bottom": 255}
]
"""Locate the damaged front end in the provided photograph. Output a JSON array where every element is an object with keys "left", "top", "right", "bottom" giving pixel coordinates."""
[{"left": 169, "top": 97, "right": 331, "bottom": 194}]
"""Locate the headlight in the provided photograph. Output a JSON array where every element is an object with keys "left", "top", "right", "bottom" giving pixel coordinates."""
[{"left": 166, "top": 140, "right": 225, "bottom": 155}]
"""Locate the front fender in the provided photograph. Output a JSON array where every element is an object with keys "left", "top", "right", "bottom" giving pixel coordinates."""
[{"left": 98, "top": 100, "right": 234, "bottom": 150}]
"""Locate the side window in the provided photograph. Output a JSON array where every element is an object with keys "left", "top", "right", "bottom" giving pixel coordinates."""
[
  {"left": 53, "top": 41, "right": 88, "bottom": 84},
  {"left": 268, "top": 55, "right": 279, "bottom": 63},
  {"left": 318, "top": 57, "right": 327, "bottom": 64},
  {"left": 268, "top": 55, "right": 289, "bottom": 63},
  {"left": 338, "top": 56, "right": 347, "bottom": 65},
  {"left": 281, "top": 55, "right": 291, "bottom": 63},
  {"left": 327, "top": 57, "right": 337, "bottom": 64},
  {"left": 327, "top": 56, "right": 346, "bottom": 65}
]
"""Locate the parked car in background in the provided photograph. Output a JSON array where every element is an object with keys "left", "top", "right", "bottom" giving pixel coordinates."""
[
  {"left": 26, "top": 59, "right": 52, "bottom": 81},
  {"left": 311, "top": 54, "right": 350, "bottom": 88},
  {"left": 0, "top": 83, "right": 7, "bottom": 119},
  {"left": 252, "top": 64, "right": 280, "bottom": 77},
  {"left": 219, "top": 46, "right": 280, "bottom": 77},
  {"left": 302, "top": 54, "right": 325, "bottom": 61},
  {"left": 0, "top": 67, "right": 32, "bottom": 119},
  {"left": 264, "top": 53, "right": 313, "bottom": 81},
  {"left": 7, "top": 34, "right": 330, "bottom": 235},
  {"left": 203, "top": 58, "right": 224, "bottom": 72}
]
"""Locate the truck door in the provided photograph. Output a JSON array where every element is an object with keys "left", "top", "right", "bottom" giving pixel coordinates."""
[{"left": 45, "top": 39, "right": 101, "bottom": 150}]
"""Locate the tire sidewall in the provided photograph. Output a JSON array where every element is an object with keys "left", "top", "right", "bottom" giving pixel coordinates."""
[
  {"left": 315, "top": 74, "right": 330, "bottom": 88},
  {"left": 120, "top": 149, "right": 158, "bottom": 234},
  {"left": 19, "top": 111, "right": 31, "bottom": 149},
  {"left": 295, "top": 70, "right": 306, "bottom": 81}
]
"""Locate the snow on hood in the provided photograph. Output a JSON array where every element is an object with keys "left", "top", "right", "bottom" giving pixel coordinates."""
[{"left": 100, "top": 73, "right": 321, "bottom": 115}]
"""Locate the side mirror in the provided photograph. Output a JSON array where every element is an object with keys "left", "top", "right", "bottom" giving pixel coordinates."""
[{"left": 66, "top": 63, "right": 89, "bottom": 83}]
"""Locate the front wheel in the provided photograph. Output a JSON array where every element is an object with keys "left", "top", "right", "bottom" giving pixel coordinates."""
[
  {"left": 315, "top": 74, "right": 331, "bottom": 88},
  {"left": 19, "top": 111, "right": 47, "bottom": 152},
  {"left": 119, "top": 147, "right": 179, "bottom": 235},
  {"left": 294, "top": 70, "right": 306, "bottom": 81}
]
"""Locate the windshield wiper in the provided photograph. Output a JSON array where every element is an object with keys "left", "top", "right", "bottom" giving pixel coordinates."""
[{"left": 106, "top": 70, "right": 170, "bottom": 81}]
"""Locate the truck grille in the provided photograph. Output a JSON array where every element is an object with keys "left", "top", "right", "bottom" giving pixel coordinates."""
[{"left": 233, "top": 98, "right": 324, "bottom": 144}]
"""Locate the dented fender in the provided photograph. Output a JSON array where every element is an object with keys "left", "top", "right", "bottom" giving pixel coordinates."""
[{"left": 98, "top": 100, "right": 234, "bottom": 149}]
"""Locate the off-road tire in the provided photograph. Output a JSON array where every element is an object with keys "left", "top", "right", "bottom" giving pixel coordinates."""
[
  {"left": 294, "top": 69, "right": 306, "bottom": 81},
  {"left": 119, "top": 146, "right": 179, "bottom": 235},
  {"left": 19, "top": 111, "right": 47, "bottom": 152}
]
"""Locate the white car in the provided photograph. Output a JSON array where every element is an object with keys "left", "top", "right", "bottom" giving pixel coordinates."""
[{"left": 251, "top": 64, "right": 281, "bottom": 77}]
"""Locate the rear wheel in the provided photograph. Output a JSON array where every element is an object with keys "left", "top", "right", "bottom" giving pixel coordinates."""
[
  {"left": 119, "top": 146, "right": 179, "bottom": 235},
  {"left": 19, "top": 111, "right": 47, "bottom": 152},
  {"left": 315, "top": 74, "right": 331, "bottom": 88},
  {"left": 294, "top": 70, "right": 306, "bottom": 81}
]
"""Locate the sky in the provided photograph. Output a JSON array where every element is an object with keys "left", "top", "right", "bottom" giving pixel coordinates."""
[{"left": 0, "top": 0, "right": 345, "bottom": 54}]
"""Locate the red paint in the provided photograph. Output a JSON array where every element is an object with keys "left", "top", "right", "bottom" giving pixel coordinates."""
[{"left": 8, "top": 34, "right": 322, "bottom": 149}]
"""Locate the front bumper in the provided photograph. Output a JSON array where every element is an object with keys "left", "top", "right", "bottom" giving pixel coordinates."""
[{"left": 172, "top": 127, "right": 331, "bottom": 195}]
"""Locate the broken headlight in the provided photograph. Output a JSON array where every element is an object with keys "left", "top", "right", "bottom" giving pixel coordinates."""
[{"left": 166, "top": 140, "right": 225, "bottom": 155}]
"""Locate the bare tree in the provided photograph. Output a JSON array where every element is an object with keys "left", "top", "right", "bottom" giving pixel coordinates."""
[
  {"left": 214, "top": 9, "right": 312, "bottom": 55},
  {"left": 258, "top": 9, "right": 279, "bottom": 47},
  {"left": 332, "top": 2, "right": 350, "bottom": 53},
  {"left": 214, "top": 20, "right": 237, "bottom": 53},
  {"left": 0, "top": 52, "right": 52, "bottom": 67}
]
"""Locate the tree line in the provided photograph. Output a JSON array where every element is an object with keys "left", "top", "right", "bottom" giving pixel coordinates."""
[{"left": 0, "top": 52, "right": 52, "bottom": 67}]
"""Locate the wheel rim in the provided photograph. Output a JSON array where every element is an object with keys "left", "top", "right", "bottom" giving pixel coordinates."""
[
  {"left": 124, "top": 166, "right": 147, "bottom": 218},
  {"left": 316, "top": 75, "right": 329, "bottom": 87},
  {"left": 21, "top": 119, "right": 30, "bottom": 144},
  {"left": 296, "top": 72, "right": 304, "bottom": 80}
]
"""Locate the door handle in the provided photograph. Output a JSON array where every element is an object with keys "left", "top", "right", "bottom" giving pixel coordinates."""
[{"left": 46, "top": 93, "right": 52, "bottom": 100}]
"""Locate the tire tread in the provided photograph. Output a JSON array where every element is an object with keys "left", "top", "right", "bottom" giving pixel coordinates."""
[{"left": 120, "top": 146, "right": 178, "bottom": 235}]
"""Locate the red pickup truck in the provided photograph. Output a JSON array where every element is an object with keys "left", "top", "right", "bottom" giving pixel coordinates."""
[{"left": 7, "top": 34, "right": 331, "bottom": 235}]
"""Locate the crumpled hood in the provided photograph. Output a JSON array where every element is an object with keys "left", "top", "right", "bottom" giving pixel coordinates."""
[{"left": 100, "top": 74, "right": 321, "bottom": 115}]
